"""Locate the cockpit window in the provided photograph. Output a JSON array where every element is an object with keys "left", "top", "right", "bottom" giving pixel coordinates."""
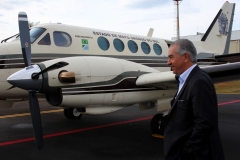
[
  {"left": 38, "top": 33, "right": 51, "bottom": 45},
  {"left": 4, "top": 27, "right": 46, "bottom": 44},
  {"left": 53, "top": 31, "right": 72, "bottom": 47},
  {"left": 30, "top": 28, "right": 46, "bottom": 43}
]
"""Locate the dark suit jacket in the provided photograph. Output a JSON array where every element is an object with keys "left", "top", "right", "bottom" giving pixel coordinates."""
[{"left": 164, "top": 65, "right": 225, "bottom": 160}]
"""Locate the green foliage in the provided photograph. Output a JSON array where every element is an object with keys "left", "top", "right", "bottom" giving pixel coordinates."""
[{"left": 28, "top": 21, "right": 40, "bottom": 27}]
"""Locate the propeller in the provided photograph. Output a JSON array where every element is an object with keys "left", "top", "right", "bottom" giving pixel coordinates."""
[
  {"left": 8, "top": 12, "right": 69, "bottom": 150},
  {"left": 18, "top": 11, "right": 43, "bottom": 150}
]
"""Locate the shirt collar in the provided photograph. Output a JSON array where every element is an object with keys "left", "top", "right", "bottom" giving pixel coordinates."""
[{"left": 179, "top": 64, "right": 197, "bottom": 84}]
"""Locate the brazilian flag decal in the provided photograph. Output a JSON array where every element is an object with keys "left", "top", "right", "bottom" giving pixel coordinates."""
[
  {"left": 82, "top": 39, "right": 88, "bottom": 44},
  {"left": 82, "top": 39, "right": 89, "bottom": 50}
]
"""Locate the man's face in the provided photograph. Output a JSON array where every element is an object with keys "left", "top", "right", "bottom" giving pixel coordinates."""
[{"left": 167, "top": 44, "right": 188, "bottom": 75}]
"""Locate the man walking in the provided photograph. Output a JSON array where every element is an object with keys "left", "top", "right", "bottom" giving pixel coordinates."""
[{"left": 164, "top": 39, "right": 224, "bottom": 160}]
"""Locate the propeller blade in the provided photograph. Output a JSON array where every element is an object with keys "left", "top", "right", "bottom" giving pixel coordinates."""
[
  {"left": 28, "top": 91, "right": 43, "bottom": 150},
  {"left": 32, "top": 61, "right": 69, "bottom": 79},
  {"left": 18, "top": 12, "right": 43, "bottom": 150},
  {"left": 6, "top": 85, "right": 16, "bottom": 91},
  {"left": 18, "top": 12, "right": 31, "bottom": 67}
]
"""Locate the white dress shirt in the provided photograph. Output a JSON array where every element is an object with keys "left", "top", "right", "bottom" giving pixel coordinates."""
[{"left": 176, "top": 64, "right": 197, "bottom": 96}]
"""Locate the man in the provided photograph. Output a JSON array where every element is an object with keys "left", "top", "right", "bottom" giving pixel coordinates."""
[{"left": 164, "top": 39, "right": 224, "bottom": 160}]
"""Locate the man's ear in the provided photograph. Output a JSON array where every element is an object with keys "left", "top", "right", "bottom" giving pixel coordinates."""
[{"left": 184, "top": 53, "right": 190, "bottom": 62}]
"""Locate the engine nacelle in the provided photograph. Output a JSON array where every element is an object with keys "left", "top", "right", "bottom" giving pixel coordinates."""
[
  {"left": 38, "top": 56, "right": 164, "bottom": 108},
  {"left": 38, "top": 56, "right": 161, "bottom": 107}
]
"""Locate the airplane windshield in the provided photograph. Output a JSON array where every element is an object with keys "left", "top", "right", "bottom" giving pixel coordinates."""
[
  {"left": 29, "top": 27, "right": 46, "bottom": 43},
  {"left": 2, "top": 27, "right": 46, "bottom": 43}
]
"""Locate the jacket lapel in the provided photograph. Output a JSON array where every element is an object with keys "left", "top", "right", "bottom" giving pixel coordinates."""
[{"left": 171, "top": 65, "right": 200, "bottom": 109}]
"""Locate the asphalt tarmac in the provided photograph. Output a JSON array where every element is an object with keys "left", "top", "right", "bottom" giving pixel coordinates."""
[{"left": 0, "top": 94, "right": 239, "bottom": 160}]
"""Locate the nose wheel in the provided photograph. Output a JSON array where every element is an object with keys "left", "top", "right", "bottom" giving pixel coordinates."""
[{"left": 64, "top": 108, "right": 82, "bottom": 120}]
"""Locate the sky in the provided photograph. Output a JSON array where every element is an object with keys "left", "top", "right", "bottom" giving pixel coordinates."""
[{"left": 0, "top": 0, "right": 239, "bottom": 41}]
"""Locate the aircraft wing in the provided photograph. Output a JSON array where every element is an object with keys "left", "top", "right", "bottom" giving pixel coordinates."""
[
  {"left": 136, "top": 62, "right": 240, "bottom": 88},
  {"left": 136, "top": 71, "right": 178, "bottom": 89},
  {"left": 215, "top": 53, "right": 240, "bottom": 63}
]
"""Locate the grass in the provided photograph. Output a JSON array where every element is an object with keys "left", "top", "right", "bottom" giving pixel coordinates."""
[{"left": 214, "top": 80, "right": 240, "bottom": 94}]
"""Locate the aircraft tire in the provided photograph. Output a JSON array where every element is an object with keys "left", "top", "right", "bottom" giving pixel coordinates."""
[
  {"left": 64, "top": 108, "right": 82, "bottom": 120},
  {"left": 64, "top": 109, "right": 70, "bottom": 119},
  {"left": 151, "top": 113, "right": 165, "bottom": 135}
]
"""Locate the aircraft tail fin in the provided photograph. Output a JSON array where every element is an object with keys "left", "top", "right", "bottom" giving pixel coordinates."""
[{"left": 200, "top": 2, "right": 235, "bottom": 55}]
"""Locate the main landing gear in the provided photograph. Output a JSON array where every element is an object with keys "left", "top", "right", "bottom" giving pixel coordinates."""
[
  {"left": 151, "top": 113, "right": 168, "bottom": 135},
  {"left": 64, "top": 108, "right": 82, "bottom": 120}
]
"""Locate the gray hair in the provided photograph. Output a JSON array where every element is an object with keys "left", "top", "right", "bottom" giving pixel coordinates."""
[{"left": 171, "top": 39, "right": 197, "bottom": 63}]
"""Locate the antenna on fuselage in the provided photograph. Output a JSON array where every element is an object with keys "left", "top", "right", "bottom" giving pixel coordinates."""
[
  {"left": 173, "top": 0, "right": 182, "bottom": 40},
  {"left": 147, "top": 28, "right": 154, "bottom": 37}
]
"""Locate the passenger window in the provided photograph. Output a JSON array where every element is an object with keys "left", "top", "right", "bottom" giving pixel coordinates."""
[
  {"left": 113, "top": 38, "right": 124, "bottom": 52},
  {"left": 38, "top": 33, "right": 51, "bottom": 45},
  {"left": 141, "top": 42, "right": 150, "bottom": 54},
  {"left": 153, "top": 43, "right": 162, "bottom": 55},
  {"left": 128, "top": 40, "right": 138, "bottom": 53},
  {"left": 97, "top": 37, "right": 110, "bottom": 51},
  {"left": 53, "top": 31, "right": 72, "bottom": 47}
]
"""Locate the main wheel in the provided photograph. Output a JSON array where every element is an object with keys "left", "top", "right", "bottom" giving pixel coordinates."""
[
  {"left": 151, "top": 114, "right": 165, "bottom": 135},
  {"left": 64, "top": 108, "right": 82, "bottom": 120}
]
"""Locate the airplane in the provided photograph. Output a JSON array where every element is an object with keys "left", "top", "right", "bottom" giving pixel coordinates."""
[{"left": 0, "top": 1, "right": 240, "bottom": 149}]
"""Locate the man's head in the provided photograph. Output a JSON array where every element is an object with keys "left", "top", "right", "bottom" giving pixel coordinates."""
[{"left": 167, "top": 39, "right": 197, "bottom": 75}]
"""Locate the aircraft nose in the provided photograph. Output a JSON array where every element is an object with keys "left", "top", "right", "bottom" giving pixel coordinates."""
[
  {"left": 7, "top": 65, "right": 42, "bottom": 91},
  {"left": 0, "top": 43, "right": 8, "bottom": 57}
]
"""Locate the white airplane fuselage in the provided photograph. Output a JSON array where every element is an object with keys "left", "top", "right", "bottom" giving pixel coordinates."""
[
  {"left": 0, "top": 24, "right": 176, "bottom": 112},
  {"left": 0, "top": 24, "right": 170, "bottom": 94}
]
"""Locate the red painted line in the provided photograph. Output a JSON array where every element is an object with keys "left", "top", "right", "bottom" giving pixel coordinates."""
[
  {"left": 0, "top": 137, "right": 35, "bottom": 147},
  {"left": 0, "top": 99, "right": 239, "bottom": 147},
  {"left": 218, "top": 99, "right": 240, "bottom": 106},
  {"left": 0, "top": 116, "right": 153, "bottom": 147}
]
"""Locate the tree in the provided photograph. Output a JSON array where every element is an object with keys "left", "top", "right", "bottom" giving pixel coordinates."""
[{"left": 28, "top": 21, "right": 40, "bottom": 27}]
